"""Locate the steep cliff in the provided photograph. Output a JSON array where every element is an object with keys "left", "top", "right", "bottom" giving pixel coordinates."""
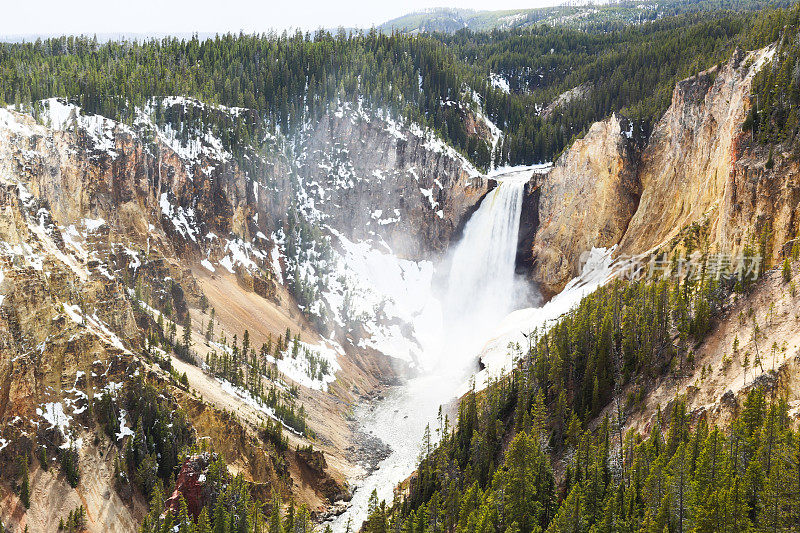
[
  {"left": 527, "top": 44, "right": 798, "bottom": 294},
  {"left": 0, "top": 177, "right": 148, "bottom": 532},
  {"left": 618, "top": 45, "right": 787, "bottom": 259},
  {"left": 0, "top": 96, "right": 491, "bottom": 369},
  {"left": 296, "top": 105, "right": 492, "bottom": 258},
  {"left": 529, "top": 115, "right": 640, "bottom": 297}
]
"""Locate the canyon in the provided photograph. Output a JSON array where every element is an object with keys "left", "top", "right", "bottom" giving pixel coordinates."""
[{"left": 0, "top": 35, "right": 798, "bottom": 533}]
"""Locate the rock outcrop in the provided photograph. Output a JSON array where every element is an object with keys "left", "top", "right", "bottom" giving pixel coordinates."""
[
  {"left": 0, "top": 177, "right": 147, "bottom": 532},
  {"left": 0, "top": 181, "right": 137, "bottom": 435},
  {"left": 618, "top": 46, "right": 780, "bottom": 257},
  {"left": 526, "top": 44, "right": 799, "bottom": 295},
  {"left": 529, "top": 115, "right": 640, "bottom": 296},
  {"left": 0, "top": 100, "right": 288, "bottom": 284},
  {"left": 295, "top": 445, "right": 349, "bottom": 503},
  {"left": 164, "top": 453, "right": 215, "bottom": 519},
  {"left": 297, "top": 107, "right": 492, "bottom": 258},
  {"left": 541, "top": 82, "right": 593, "bottom": 120}
]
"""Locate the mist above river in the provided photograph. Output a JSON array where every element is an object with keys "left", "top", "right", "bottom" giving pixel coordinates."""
[{"left": 326, "top": 167, "right": 543, "bottom": 531}]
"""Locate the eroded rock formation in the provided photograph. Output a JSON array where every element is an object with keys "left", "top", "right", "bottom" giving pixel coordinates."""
[
  {"left": 296, "top": 109, "right": 493, "bottom": 258},
  {"left": 526, "top": 45, "right": 800, "bottom": 296},
  {"left": 529, "top": 115, "right": 640, "bottom": 297}
]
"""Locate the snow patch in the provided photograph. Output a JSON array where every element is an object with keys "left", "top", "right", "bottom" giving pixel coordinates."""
[
  {"left": 489, "top": 73, "right": 511, "bottom": 94},
  {"left": 41, "top": 98, "right": 126, "bottom": 158},
  {"left": 83, "top": 217, "right": 105, "bottom": 232},
  {"left": 201, "top": 258, "right": 216, "bottom": 273},
  {"left": 116, "top": 410, "right": 135, "bottom": 441},
  {"left": 475, "top": 247, "right": 617, "bottom": 388},
  {"left": 322, "top": 230, "right": 441, "bottom": 367},
  {"left": 160, "top": 192, "right": 199, "bottom": 242},
  {"left": 419, "top": 187, "right": 439, "bottom": 211},
  {"left": 273, "top": 339, "right": 343, "bottom": 392}
]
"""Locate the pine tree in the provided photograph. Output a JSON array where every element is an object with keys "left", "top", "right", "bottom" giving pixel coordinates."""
[
  {"left": 365, "top": 491, "right": 388, "bottom": 533},
  {"left": 502, "top": 430, "right": 554, "bottom": 532},
  {"left": 268, "top": 494, "right": 284, "bottom": 533},
  {"left": 295, "top": 505, "right": 312, "bottom": 533},
  {"left": 177, "top": 496, "right": 191, "bottom": 533},
  {"left": 206, "top": 308, "right": 215, "bottom": 342},
  {"left": 183, "top": 314, "right": 192, "bottom": 351},
  {"left": 549, "top": 483, "right": 587, "bottom": 533},
  {"left": 212, "top": 499, "right": 227, "bottom": 533},
  {"left": 283, "top": 499, "right": 294, "bottom": 533},
  {"left": 690, "top": 427, "right": 726, "bottom": 532},
  {"left": 19, "top": 455, "right": 30, "bottom": 509},
  {"left": 196, "top": 508, "right": 211, "bottom": 533}
]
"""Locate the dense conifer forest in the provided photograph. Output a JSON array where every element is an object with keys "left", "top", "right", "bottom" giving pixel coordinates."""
[
  {"left": 0, "top": 3, "right": 797, "bottom": 168},
  {"left": 746, "top": 4, "right": 800, "bottom": 149},
  {"left": 360, "top": 264, "right": 800, "bottom": 532},
  {"left": 366, "top": 386, "right": 800, "bottom": 533}
]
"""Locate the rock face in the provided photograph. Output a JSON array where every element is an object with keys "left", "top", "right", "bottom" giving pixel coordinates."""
[
  {"left": 0, "top": 181, "right": 137, "bottom": 438},
  {"left": 541, "top": 82, "right": 593, "bottom": 120},
  {"left": 297, "top": 108, "right": 492, "bottom": 258},
  {"left": 165, "top": 453, "right": 215, "bottom": 519},
  {"left": 294, "top": 445, "right": 349, "bottom": 503},
  {"left": 618, "top": 46, "right": 779, "bottom": 257},
  {"left": 0, "top": 100, "right": 288, "bottom": 287},
  {"left": 0, "top": 178, "right": 147, "bottom": 533},
  {"left": 529, "top": 115, "right": 640, "bottom": 296},
  {"left": 527, "top": 44, "right": 800, "bottom": 295},
  {"left": 719, "top": 135, "right": 800, "bottom": 264}
]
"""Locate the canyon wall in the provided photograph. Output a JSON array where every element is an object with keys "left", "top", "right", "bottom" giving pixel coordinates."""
[
  {"left": 617, "top": 46, "right": 783, "bottom": 256},
  {"left": 527, "top": 44, "right": 800, "bottom": 295},
  {"left": 296, "top": 108, "right": 493, "bottom": 258},
  {"left": 529, "top": 114, "right": 640, "bottom": 296},
  {"left": 0, "top": 98, "right": 495, "bottom": 530}
]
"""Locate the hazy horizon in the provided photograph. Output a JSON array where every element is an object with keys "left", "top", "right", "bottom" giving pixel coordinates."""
[{"left": 0, "top": 1, "right": 563, "bottom": 40}]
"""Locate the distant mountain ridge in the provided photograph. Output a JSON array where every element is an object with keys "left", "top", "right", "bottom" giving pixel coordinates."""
[
  {"left": 378, "top": 0, "right": 796, "bottom": 33},
  {"left": 378, "top": 5, "right": 604, "bottom": 34}
]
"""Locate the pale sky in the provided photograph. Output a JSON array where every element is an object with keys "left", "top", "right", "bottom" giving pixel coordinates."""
[{"left": 0, "top": 0, "right": 558, "bottom": 37}]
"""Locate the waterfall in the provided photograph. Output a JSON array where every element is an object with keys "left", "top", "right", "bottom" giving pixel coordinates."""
[
  {"left": 441, "top": 172, "right": 529, "bottom": 369},
  {"left": 328, "top": 168, "right": 535, "bottom": 533}
]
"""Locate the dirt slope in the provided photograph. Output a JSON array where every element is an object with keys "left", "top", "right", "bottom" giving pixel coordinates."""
[{"left": 609, "top": 262, "right": 800, "bottom": 436}]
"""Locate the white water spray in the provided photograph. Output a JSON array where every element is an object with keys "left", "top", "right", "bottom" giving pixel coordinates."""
[{"left": 327, "top": 169, "right": 537, "bottom": 532}]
